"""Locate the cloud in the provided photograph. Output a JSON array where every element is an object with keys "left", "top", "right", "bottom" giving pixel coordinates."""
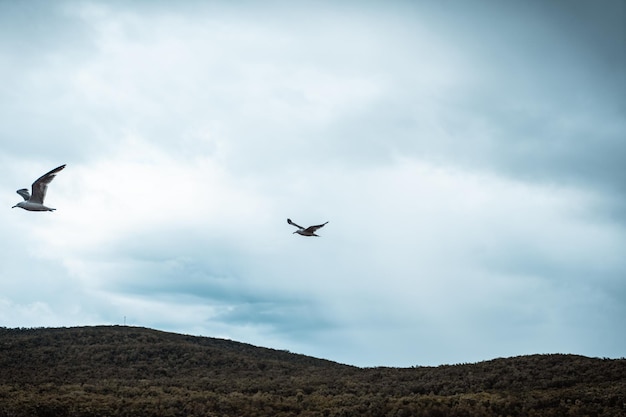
[{"left": 1, "top": 0, "right": 624, "bottom": 366}]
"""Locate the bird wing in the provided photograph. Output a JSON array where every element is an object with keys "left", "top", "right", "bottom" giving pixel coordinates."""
[
  {"left": 29, "top": 164, "right": 66, "bottom": 204},
  {"left": 287, "top": 218, "right": 304, "bottom": 229},
  {"left": 16, "top": 188, "right": 31, "bottom": 201},
  {"left": 305, "top": 221, "right": 328, "bottom": 233}
]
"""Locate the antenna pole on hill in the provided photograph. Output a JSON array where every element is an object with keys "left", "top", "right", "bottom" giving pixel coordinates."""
[{"left": 124, "top": 316, "right": 126, "bottom": 326}]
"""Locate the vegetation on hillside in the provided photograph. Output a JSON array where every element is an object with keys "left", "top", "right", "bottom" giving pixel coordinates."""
[{"left": 0, "top": 326, "right": 624, "bottom": 416}]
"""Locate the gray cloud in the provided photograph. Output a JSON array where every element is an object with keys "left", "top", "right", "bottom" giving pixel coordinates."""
[{"left": 1, "top": 0, "right": 624, "bottom": 366}]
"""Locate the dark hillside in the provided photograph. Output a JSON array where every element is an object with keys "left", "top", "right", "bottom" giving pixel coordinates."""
[
  {"left": 0, "top": 326, "right": 624, "bottom": 416},
  {"left": 0, "top": 326, "right": 351, "bottom": 386}
]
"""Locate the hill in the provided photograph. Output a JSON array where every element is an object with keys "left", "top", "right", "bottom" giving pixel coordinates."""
[{"left": 0, "top": 325, "right": 624, "bottom": 416}]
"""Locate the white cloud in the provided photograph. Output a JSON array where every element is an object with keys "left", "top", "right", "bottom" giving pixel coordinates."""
[{"left": 1, "top": 0, "right": 624, "bottom": 366}]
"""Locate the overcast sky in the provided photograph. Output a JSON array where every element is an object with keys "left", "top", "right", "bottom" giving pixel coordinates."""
[{"left": 1, "top": 0, "right": 624, "bottom": 367}]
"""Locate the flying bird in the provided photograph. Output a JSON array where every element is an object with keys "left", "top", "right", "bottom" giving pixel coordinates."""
[
  {"left": 287, "top": 218, "right": 328, "bottom": 236},
  {"left": 12, "top": 164, "right": 66, "bottom": 211}
]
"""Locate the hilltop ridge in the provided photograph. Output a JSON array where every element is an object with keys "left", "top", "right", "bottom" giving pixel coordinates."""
[{"left": 0, "top": 325, "right": 624, "bottom": 416}]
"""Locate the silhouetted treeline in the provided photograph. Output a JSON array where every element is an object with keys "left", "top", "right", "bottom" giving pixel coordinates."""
[{"left": 0, "top": 326, "right": 624, "bottom": 416}]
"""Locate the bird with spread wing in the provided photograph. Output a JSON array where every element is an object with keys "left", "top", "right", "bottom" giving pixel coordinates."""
[
  {"left": 12, "top": 164, "right": 66, "bottom": 212},
  {"left": 287, "top": 218, "right": 328, "bottom": 236}
]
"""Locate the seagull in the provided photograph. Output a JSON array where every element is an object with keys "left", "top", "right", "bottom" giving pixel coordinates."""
[
  {"left": 12, "top": 164, "right": 66, "bottom": 211},
  {"left": 287, "top": 218, "right": 328, "bottom": 237}
]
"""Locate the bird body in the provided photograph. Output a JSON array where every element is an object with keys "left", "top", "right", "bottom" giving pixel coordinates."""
[
  {"left": 12, "top": 200, "right": 57, "bottom": 211},
  {"left": 12, "top": 164, "right": 66, "bottom": 211},
  {"left": 287, "top": 218, "right": 328, "bottom": 236}
]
